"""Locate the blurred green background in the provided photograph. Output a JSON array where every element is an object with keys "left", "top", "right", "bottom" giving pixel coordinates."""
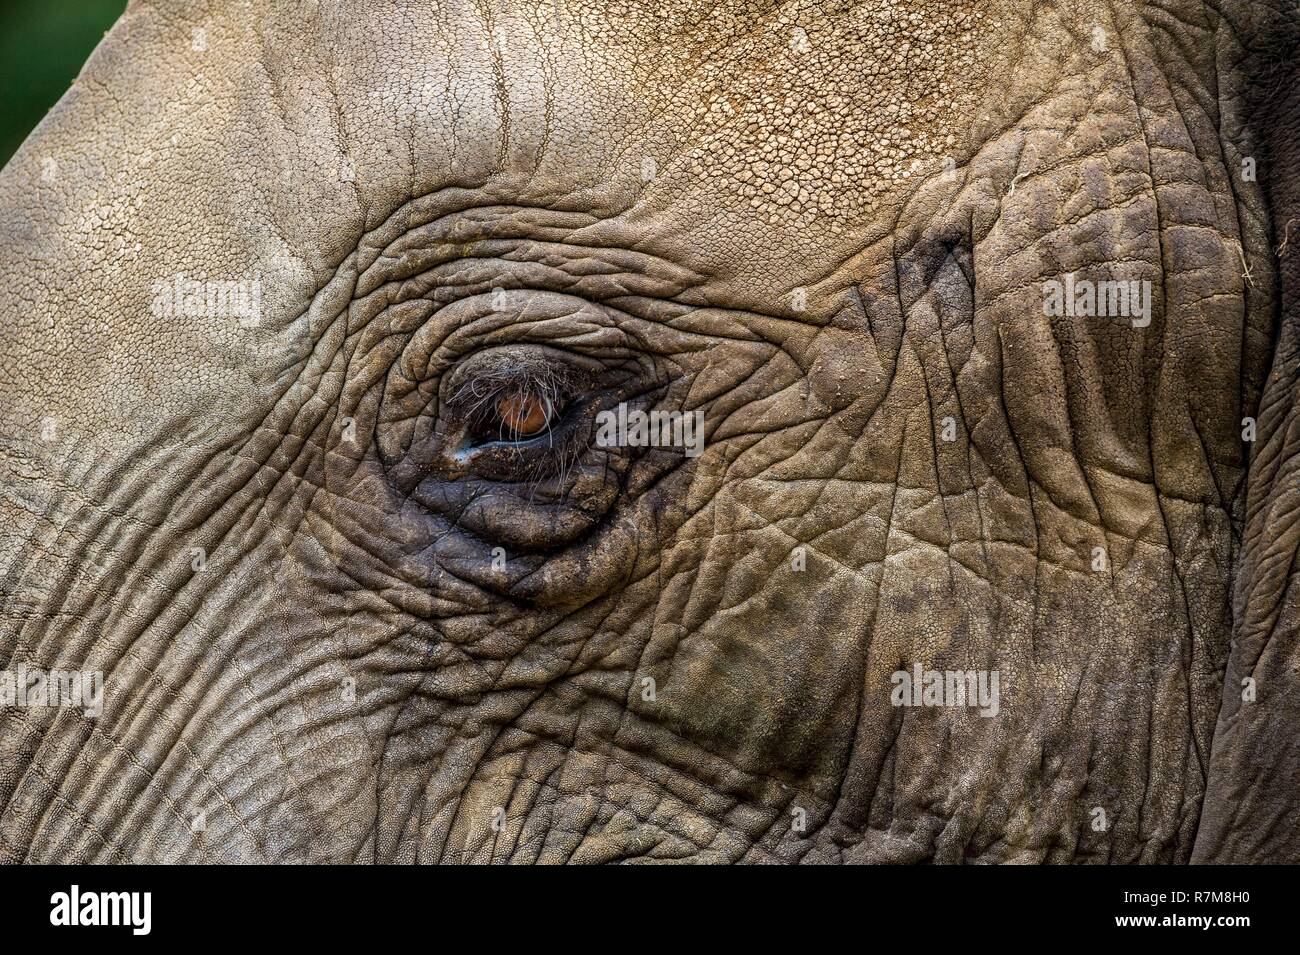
[{"left": 0, "top": 0, "right": 128, "bottom": 168}]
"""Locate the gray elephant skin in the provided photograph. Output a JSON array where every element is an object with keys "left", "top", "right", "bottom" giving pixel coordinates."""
[{"left": 1, "top": 0, "right": 1299, "bottom": 864}]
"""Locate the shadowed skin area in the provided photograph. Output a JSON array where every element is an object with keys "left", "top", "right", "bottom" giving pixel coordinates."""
[{"left": 0, "top": 0, "right": 1297, "bottom": 863}]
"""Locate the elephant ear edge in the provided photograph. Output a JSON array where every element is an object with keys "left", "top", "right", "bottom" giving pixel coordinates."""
[{"left": 1194, "top": 1, "right": 1300, "bottom": 864}]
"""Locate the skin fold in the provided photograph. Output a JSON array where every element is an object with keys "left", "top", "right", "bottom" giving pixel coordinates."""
[{"left": 0, "top": 0, "right": 1297, "bottom": 863}]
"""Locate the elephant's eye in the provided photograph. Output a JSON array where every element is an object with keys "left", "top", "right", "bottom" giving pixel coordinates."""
[
  {"left": 485, "top": 389, "right": 557, "bottom": 441},
  {"left": 373, "top": 339, "right": 664, "bottom": 553},
  {"left": 450, "top": 353, "right": 582, "bottom": 452}
]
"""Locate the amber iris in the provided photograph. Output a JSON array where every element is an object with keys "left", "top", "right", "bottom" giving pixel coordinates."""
[{"left": 495, "top": 392, "right": 552, "bottom": 437}]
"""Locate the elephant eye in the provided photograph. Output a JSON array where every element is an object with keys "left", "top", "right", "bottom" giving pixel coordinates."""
[
  {"left": 416, "top": 344, "right": 629, "bottom": 491},
  {"left": 486, "top": 389, "right": 557, "bottom": 441},
  {"left": 452, "top": 357, "right": 576, "bottom": 449}
]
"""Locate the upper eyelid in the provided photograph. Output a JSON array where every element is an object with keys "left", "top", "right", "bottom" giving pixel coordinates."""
[
  {"left": 449, "top": 361, "right": 578, "bottom": 412},
  {"left": 439, "top": 342, "right": 602, "bottom": 410}
]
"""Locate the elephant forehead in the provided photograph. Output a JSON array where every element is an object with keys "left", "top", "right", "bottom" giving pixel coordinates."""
[{"left": 229, "top": 0, "right": 1013, "bottom": 284}]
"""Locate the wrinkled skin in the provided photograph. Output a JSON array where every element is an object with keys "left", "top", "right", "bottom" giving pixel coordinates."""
[{"left": 1, "top": 0, "right": 1298, "bottom": 864}]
